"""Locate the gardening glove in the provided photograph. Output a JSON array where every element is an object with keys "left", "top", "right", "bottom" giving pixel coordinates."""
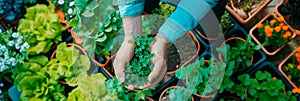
[
  {"left": 139, "top": 34, "right": 169, "bottom": 89},
  {"left": 113, "top": 16, "right": 142, "bottom": 89}
]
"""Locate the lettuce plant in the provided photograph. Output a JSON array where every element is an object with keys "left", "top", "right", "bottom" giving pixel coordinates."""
[
  {"left": 17, "top": 4, "right": 65, "bottom": 55},
  {"left": 231, "top": 71, "right": 297, "bottom": 101},
  {"left": 73, "top": 0, "right": 122, "bottom": 59}
]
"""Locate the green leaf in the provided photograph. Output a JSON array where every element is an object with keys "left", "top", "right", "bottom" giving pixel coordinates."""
[{"left": 28, "top": 55, "right": 49, "bottom": 66}]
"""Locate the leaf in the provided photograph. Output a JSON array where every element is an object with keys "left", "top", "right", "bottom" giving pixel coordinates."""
[
  {"left": 28, "top": 55, "right": 49, "bottom": 66},
  {"left": 238, "top": 74, "right": 251, "bottom": 86}
]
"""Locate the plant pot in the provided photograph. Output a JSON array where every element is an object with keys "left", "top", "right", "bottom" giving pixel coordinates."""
[
  {"left": 275, "top": 0, "right": 300, "bottom": 31},
  {"left": 249, "top": 14, "right": 296, "bottom": 55},
  {"left": 159, "top": 86, "right": 194, "bottom": 101},
  {"left": 225, "top": 0, "right": 272, "bottom": 24},
  {"left": 278, "top": 50, "right": 299, "bottom": 89},
  {"left": 69, "top": 28, "right": 83, "bottom": 44},
  {"left": 55, "top": 7, "right": 71, "bottom": 29},
  {"left": 213, "top": 91, "right": 241, "bottom": 101}
]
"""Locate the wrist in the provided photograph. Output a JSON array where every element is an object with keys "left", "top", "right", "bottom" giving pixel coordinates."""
[{"left": 156, "top": 34, "right": 170, "bottom": 45}]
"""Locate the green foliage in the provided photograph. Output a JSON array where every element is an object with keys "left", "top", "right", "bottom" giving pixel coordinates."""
[
  {"left": 105, "top": 78, "right": 156, "bottom": 101},
  {"left": 73, "top": 0, "right": 122, "bottom": 59},
  {"left": 152, "top": 2, "right": 175, "bottom": 18},
  {"left": 17, "top": 4, "right": 65, "bottom": 55},
  {"left": 231, "top": 71, "right": 297, "bottom": 101},
  {"left": 125, "top": 35, "right": 155, "bottom": 86},
  {"left": 67, "top": 73, "right": 117, "bottom": 101},
  {"left": 220, "top": 11, "right": 234, "bottom": 30},
  {"left": 216, "top": 35, "right": 262, "bottom": 72},
  {"left": 283, "top": 62, "right": 300, "bottom": 86},
  {"left": 168, "top": 87, "right": 193, "bottom": 101},
  {"left": 13, "top": 55, "right": 67, "bottom": 101},
  {"left": 175, "top": 58, "right": 227, "bottom": 96}
]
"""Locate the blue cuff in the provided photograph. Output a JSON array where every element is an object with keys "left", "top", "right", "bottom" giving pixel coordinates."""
[
  {"left": 118, "top": 0, "right": 145, "bottom": 17},
  {"left": 159, "top": 18, "right": 187, "bottom": 43}
]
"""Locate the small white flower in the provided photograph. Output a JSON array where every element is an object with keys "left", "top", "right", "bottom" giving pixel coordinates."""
[
  {"left": 7, "top": 41, "right": 14, "bottom": 47},
  {"left": 15, "top": 43, "right": 20, "bottom": 50},
  {"left": 0, "top": 29, "right": 2, "bottom": 33},
  {"left": 0, "top": 89, "right": 2, "bottom": 94},
  {"left": 58, "top": 0, "right": 64, "bottom": 5},
  {"left": 23, "top": 42, "right": 30, "bottom": 49},
  {"left": 69, "top": 1, "right": 74, "bottom": 6},
  {"left": 17, "top": 38, "right": 22, "bottom": 44},
  {"left": 0, "top": 83, "right": 3, "bottom": 87},
  {"left": 68, "top": 8, "right": 73, "bottom": 14},
  {"left": 12, "top": 32, "right": 19, "bottom": 38},
  {"left": 0, "top": 46, "right": 6, "bottom": 51}
]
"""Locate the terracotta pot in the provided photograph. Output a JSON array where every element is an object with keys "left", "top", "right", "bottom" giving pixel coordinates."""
[
  {"left": 249, "top": 14, "right": 296, "bottom": 55},
  {"left": 218, "top": 37, "right": 254, "bottom": 63},
  {"left": 275, "top": 0, "right": 288, "bottom": 17},
  {"left": 55, "top": 7, "right": 71, "bottom": 29},
  {"left": 278, "top": 50, "right": 298, "bottom": 88},
  {"left": 69, "top": 29, "right": 83, "bottom": 44},
  {"left": 50, "top": 43, "right": 88, "bottom": 85},
  {"left": 166, "top": 31, "right": 201, "bottom": 74},
  {"left": 94, "top": 54, "right": 115, "bottom": 79},
  {"left": 225, "top": 0, "right": 272, "bottom": 24},
  {"left": 159, "top": 86, "right": 195, "bottom": 101},
  {"left": 195, "top": 28, "right": 229, "bottom": 41}
]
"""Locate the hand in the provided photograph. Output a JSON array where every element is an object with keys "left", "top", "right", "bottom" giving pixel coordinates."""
[
  {"left": 113, "top": 16, "right": 142, "bottom": 90},
  {"left": 139, "top": 34, "right": 169, "bottom": 89}
]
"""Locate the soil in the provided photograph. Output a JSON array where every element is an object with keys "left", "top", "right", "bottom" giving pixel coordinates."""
[{"left": 227, "top": 0, "right": 265, "bottom": 19}]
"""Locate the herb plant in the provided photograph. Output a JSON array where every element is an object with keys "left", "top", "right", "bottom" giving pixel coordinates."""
[
  {"left": 167, "top": 87, "right": 193, "bottom": 101},
  {"left": 105, "top": 77, "right": 156, "bottom": 101},
  {"left": 220, "top": 11, "right": 234, "bottom": 30},
  {"left": 175, "top": 58, "right": 227, "bottom": 96},
  {"left": 256, "top": 15, "right": 292, "bottom": 51},
  {"left": 152, "top": 2, "right": 175, "bottom": 18},
  {"left": 216, "top": 35, "right": 262, "bottom": 72},
  {"left": 231, "top": 71, "right": 297, "bottom": 101},
  {"left": 17, "top": 4, "right": 65, "bottom": 55},
  {"left": 124, "top": 35, "right": 155, "bottom": 86},
  {"left": 73, "top": 0, "right": 122, "bottom": 59}
]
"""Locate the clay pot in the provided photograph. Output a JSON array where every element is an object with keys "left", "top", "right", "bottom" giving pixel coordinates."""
[
  {"left": 70, "top": 29, "right": 83, "bottom": 44},
  {"left": 249, "top": 14, "right": 296, "bottom": 55},
  {"left": 278, "top": 50, "right": 299, "bottom": 88},
  {"left": 225, "top": 0, "right": 272, "bottom": 24}
]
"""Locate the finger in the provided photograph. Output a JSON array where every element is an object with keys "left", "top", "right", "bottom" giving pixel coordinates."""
[
  {"left": 148, "top": 56, "right": 167, "bottom": 83},
  {"left": 125, "top": 85, "right": 135, "bottom": 91},
  {"left": 113, "top": 58, "right": 126, "bottom": 83}
]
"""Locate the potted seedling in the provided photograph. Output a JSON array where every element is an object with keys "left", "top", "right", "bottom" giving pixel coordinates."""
[
  {"left": 17, "top": 4, "right": 65, "bottom": 55},
  {"left": 250, "top": 14, "right": 296, "bottom": 55},
  {"left": 279, "top": 46, "right": 300, "bottom": 91},
  {"left": 159, "top": 86, "right": 194, "bottom": 101},
  {"left": 72, "top": 0, "right": 122, "bottom": 67},
  {"left": 226, "top": 0, "right": 272, "bottom": 24},
  {"left": 216, "top": 34, "right": 262, "bottom": 74},
  {"left": 229, "top": 71, "right": 297, "bottom": 100}
]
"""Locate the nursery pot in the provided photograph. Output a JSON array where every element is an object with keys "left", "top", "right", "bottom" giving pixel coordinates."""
[
  {"left": 278, "top": 50, "right": 299, "bottom": 88},
  {"left": 249, "top": 14, "right": 296, "bottom": 56},
  {"left": 195, "top": 26, "right": 230, "bottom": 41},
  {"left": 225, "top": 0, "right": 272, "bottom": 24},
  {"left": 275, "top": 0, "right": 300, "bottom": 31},
  {"left": 218, "top": 37, "right": 254, "bottom": 65},
  {"left": 70, "top": 28, "right": 83, "bottom": 44},
  {"left": 159, "top": 86, "right": 195, "bottom": 101},
  {"left": 55, "top": 7, "right": 71, "bottom": 29}
]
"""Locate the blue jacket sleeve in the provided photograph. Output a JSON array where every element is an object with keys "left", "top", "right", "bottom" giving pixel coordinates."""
[
  {"left": 159, "top": 0, "right": 218, "bottom": 43},
  {"left": 117, "top": 0, "right": 145, "bottom": 17}
]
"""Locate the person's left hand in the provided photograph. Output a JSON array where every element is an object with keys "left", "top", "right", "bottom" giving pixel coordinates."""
[{"left": 139, "top": 34, "right": 169, "bottom": 89}]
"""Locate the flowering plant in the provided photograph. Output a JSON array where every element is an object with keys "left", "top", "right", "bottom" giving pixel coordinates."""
[
  {"left": 256, "top": 15, "right": 293, "bottom": 51},
  {"left": 283, "top": 46, "right": 300, "bottom": 93},
  {"left": 0, "top": 29, "right": 29, "bottom": 72},
  {"left": 49, "top": 0, "right": 76, "bottom": 21}
]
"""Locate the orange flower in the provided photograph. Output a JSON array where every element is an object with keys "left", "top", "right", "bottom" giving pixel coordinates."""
[
  {"left": 293, "top": 88, "right": 298, "bottom": 93},
  {"left": 279, "top": 23, "right": 285, "bottom": 27},
  {"left": 283, "top": 33, "right": 291, "bottom": 39},
  {"left": 285, "top": 31, "right": 291, "bottom": 37},
  {"left": 297, "top": 65, "right": 300, "bottom": 70},
  {"left": 277, "top": 16, "right": 284, "bottom": 22},
  {"left": 257, "top": 23, "right": 263, "bottom": 29},
  {"left": 270, "top": 19, "right": 277, "bottom": 25},
  {"left": 266, "top": 32, "right": 272, "bottom": 37},
  {"left": 275, "top": 26, "right": 281, "bottom": 32},
  {"left": 296, "top": 30, "right": 300, "bottom": 35},
  {"left": 296, "top": 47, "right": 300, "bottom": 53},
  {"left": 273, "top": 77, "right": 276, "bottom": 80},
  {"left": 282, "top": 25, "right": 289, "bottom": 31},
  {"left": 264, "top": 25, "right": 273, "bottom": 34},
  {"left": 283, "top": 90, "right": 286, "bottom": 94}
]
